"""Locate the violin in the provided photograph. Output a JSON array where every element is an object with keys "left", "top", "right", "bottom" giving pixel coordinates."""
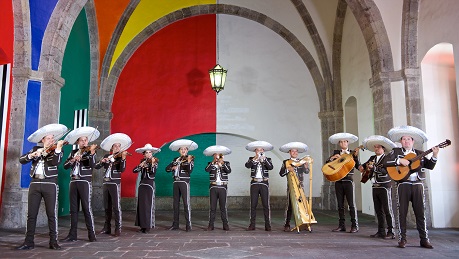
[
  {"left": 180, "top": 155, "right": 194, "bottom": 163},
  {"left": 139, "top": 157, "right": 159, "bottom": 167},
  {"left": 113, "top": 151, "right": 132, "bottom": 158},
  {"left": 79, "top": 144, "right": 100, "bottom": 153}
]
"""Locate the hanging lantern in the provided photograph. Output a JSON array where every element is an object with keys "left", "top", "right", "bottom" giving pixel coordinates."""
[{"left": 209, "top": 64, "right": 227, "bottom": 94}]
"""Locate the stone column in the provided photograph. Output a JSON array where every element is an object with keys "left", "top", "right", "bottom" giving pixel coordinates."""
[
  {"left": 318, "top": 110, "right": 343, "bottom": 210},
  {"left": 369, "top": 72, "right": 394, "bottom": 135},
  {"left": 0, "top": 68, "right": 64, "bottom": 228},
  {"left": 88, "top": 109, "right": 112, "bottom": 211}
]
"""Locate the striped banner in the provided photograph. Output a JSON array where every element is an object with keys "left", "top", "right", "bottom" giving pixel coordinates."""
[
  {"left": 0, "top": 63, "right": 12, "bottom": 203},
  {"left": 72, "top": 109, "right": 87, "bottom": 149}
]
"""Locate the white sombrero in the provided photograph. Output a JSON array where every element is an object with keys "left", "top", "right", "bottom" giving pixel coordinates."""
[
  {"left": 328, "top": 132, "right": 358, "bottom": 144},
  {"left": 203, "top": 145, "right": 232, "bottom": 156},
  {"left": 100, "top": 133, "right": 132, "bottom": 151},
  {"left": 245, "top": 140, "right": 273, "bottom": 152},
  {"left": 135, "top": 143, "right": 161, "bottom": 154},
  {"left": 279, "top": 142, "right": 308, "bottom": 153},
  {"left": 27, "top": 124, "right": 68, "bottom": 143},
  {"left": 362, "top": 135, "right": 397, "bottom": 152},
  {"left": 64, "top": 126, "right": 100, "bottom": 144},
  {"left": 169, "top": 139, "right": 198, "bottom": 151},
  {"left": 388, "top": 125, "right": 428, "bottom": 144}
]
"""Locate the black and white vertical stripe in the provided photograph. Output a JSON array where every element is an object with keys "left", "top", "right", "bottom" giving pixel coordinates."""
[
  {"left": 72, "top": 109, "right": 87, "bottom": 148},
  {"left": 0, "top": 63, "right": 12, "bottom": 201}
]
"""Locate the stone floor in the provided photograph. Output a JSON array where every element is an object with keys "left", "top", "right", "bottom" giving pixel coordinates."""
[{"left": 0, "top": 209, "right": 458, "bottom": 258}]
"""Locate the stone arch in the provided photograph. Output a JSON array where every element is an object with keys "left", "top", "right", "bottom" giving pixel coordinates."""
[
  {"left": 39, "top": 0, "right": 88, "bottom": 73},
  {"left": 99, "top": 4, "right": 326, "bottom": 114}
]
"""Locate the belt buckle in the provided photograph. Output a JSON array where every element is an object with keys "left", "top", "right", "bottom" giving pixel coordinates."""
[
  {"left": 35, "top": 174, "right": 45, "bottom": 179},
  {"left": 254, "top": 178, "right": 262, "bottom": 182},
  {"left": 174, "top": 177, "right": 180, "bottom": 181},
  {"left": 72, "top": 175, "right": 80, "bottom": 180},
  {"left": 103, "top": 177, "right": 110, "bottom": 182}
]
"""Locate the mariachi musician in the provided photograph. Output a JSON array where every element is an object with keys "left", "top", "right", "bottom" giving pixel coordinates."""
[
  {"left": 279, "top": 142, "right": 309, "bottom": 232},
  {"left": 386, "top": 126, "right": 439, "bottom": 249},
  {"left": 326, "top": 132, "right": 360, "bottom": 233},
  {"left": 203, "top": 145, "right": 232, "bottom": 231},
  {"left": 16, "top": 123, "right": 68, "bottom": 250},
  {"left": 133, "top": 143, "right": 161, "bottom": 233},
  {"left": 358, "top": 135, "right": 396, "bottom": 240},
  {"left": 245, "top": 140, "right": 274, "bottom": 231},
  {"left": 95, "top": 133, "right": 132, "bottom": 237},
  {"left": 165, "top": 139, "right": 198, "bottom": 232},
  {"left": 61, "top": 126, "right": 100, "bottom": 243}
]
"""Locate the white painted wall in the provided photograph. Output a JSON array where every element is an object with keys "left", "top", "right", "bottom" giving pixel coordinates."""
[
  {"left": 421, "top": 43, "right": 459, "bottom": 228},
  {"left": 217, "top": 15, "right": 322, "bottom": 197}
]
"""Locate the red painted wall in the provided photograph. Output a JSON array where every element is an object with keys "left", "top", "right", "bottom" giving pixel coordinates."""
[
  {"left": 0, "top": 0, "right": 13, "bottom": 64},
  {"left": 112, "top": 15, "right": 217, "bottom": 197}
]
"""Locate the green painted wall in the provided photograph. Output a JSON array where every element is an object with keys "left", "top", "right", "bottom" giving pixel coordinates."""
[
  {"left": 58, "top": 10, "right": 91, "bottom": 216},
  {"left": 155, "top": 133, "right": 216, "bottom": 197}
]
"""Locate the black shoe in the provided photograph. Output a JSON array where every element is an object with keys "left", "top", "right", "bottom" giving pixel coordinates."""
[
  {"left": 114, "top": 229, "right": 121, "bottom": 237},
  {"left": 89, "top": 235, "right": 97, "bottom": 242},
  {"left": 15, "top": 244, "right": 34, "bottom": 250},
  {"left": 420, "top": 239, "right": 433, "bottom": 249},
  {"left": 138, "top": 228, "right": 146, "bottom": 233},
  {"left": 186, "top": 225, "right": 191, "bottom": 232},
  {"left": 207, "top": 225, "right": 214, "bottom": 231},
  {"left": 168, "top": 226, "right": 179, "bottom": 230},
  {"left": 370, "top": 232, "right": 384, "bottom": 238},
  {"left": 60, "top": 236, "right": 77, "bottom": 242},
  {"left": 49, "top": 243, "right": 61, "bottom": 250},
  {"left": 385, "top": 232, "right": 395, "bottom": 239},
  {"left": 99, "top": 228, "right": 111, "bottom": 235},
  {"left": 265, "top": 226, "right": 272, "bottom": 231},
  {"left": 349, "top": 227, "right": 359, "bottom": 233},
  {"left": 246, "top": 225, "right": 255, "bottom": 231},
  {"left": 332, "top": 226, "right": 346, "bottom": 232},
  {"left": 223, "top": 225, "right": 230, "bottom": 231},
  {"left": 398, "top": 239, "right": 407, "bottom": 248},
  {"left": 283, "top": 225, "right": 291, "bottom": 232}
]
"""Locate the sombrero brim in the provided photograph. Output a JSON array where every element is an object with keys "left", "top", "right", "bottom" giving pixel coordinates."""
[
  {"left": 203, "top": 145, "right": 232, "bottom": 156},
  {"left": 245, "top": 141, "right": 273, "bottom": 152},
  {"left": 27, "top": 124, "right": 68, "bottom": 143},
  {"left": 363, "top": 135, "right": 397, "bottom": 152},
  {"left": 135, "top": 145, "right": 161, "bottom": 154},
  {"left": 329, "top": 133, "right": 358, "bottom": 144},
  {"left": 100, "top": 133, "right": 132, "bottom": 151},
  {"left": 169, "top": 139, "right": 198, "bottom": 151},
  {"left": 388, "top": 126, "right": 428, "bottom": 144},
  {"left": 279, "top": 142, "right": 308, "bottom": 153},
  {"left": 64, "top": 126, "right": 100, "bottom": 144}
]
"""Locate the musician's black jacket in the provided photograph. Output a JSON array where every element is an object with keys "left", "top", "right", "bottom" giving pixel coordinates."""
[
  {"left": 385, "top": 147, "right": 436, "bottom": 182},
  {"left": 326, "top": 149, "right": 360, "bottom": 181},
  {"left": 205, "top": 161, "right": 231, "bottom": 182},
  {"left": 133, "top": 159, "right": 157, "bottom": 180},
  {"left": 361, "top": 154, "right": 391, "bottom": 186},
  {"left": 94, "top": 154, "right": 126, "bottom": 183},
  {"left": 165, "top": 157, "right": 194, "bottom": 180},
  {"left": 279, "top": 159, "right": 309, "bottom": 182},
  {"left": 63, "top": 149, "right": 97, "bottom": 179},
  {"left": 19, "top": 147, "right": 64, "bottom": 179},
  {"left": 245, "top": 157, "right": 273, "bottom": 178}
]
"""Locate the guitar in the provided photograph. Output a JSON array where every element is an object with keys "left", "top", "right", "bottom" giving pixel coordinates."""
[
  {"left": 386, "top": 139, "right": 451, "bottom": 181},
  {"left": 322, "top": 145, "right": 364, "bottom": 182}
]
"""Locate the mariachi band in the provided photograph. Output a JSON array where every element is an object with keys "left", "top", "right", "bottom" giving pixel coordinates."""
[{"left": 16, "top": 124, "right": 442, "bottom": 250}]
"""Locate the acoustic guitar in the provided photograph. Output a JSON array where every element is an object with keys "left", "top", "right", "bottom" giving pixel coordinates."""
[
  {"left": 386, "top": 139, "right": 451, "bottom": 181},
  {"left": 322, "top": 145, "right": 364, "bottom": 182}
]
